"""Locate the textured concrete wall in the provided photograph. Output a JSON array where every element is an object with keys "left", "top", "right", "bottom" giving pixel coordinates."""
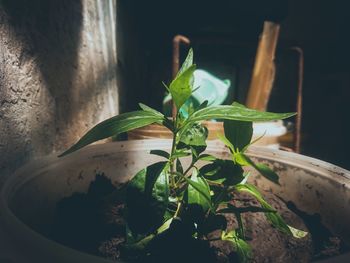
[{"left": 0, "top": 0, "right": 118, "bottom": 180}]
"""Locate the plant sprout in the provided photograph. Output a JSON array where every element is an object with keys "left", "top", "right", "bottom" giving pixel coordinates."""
[{"left": 60, "top": 49, "right": 307, "bottom": 262}]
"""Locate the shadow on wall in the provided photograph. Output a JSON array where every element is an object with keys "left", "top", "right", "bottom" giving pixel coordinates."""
[
  {"left": 2, "top": 0, "right": 83, "bottom": 121},
  {"left": 1, "top": 0, "right": 119, "bottom": 179},
  {"left": 1, "top": 0, "right": 119, "bottom": 180},
  {"left": 0, "top": 0, "right": 83, "bottom": 179}
]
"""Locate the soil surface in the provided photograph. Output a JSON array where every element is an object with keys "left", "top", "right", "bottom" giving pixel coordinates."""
[{"left": 50, "top": 174, "right": 347, "bottom": 262}]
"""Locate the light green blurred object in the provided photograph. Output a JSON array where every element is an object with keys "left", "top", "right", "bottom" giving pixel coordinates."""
[
  {"left": 192, "top": 69, "right": 231, "bottom": 106},
  {"left": 163, "top": 69, "right": 231, "bottom": 116}
]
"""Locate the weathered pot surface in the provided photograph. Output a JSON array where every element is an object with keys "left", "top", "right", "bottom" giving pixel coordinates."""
[{"left": 0, "top": 139, "right": 350, "bottom": 263}]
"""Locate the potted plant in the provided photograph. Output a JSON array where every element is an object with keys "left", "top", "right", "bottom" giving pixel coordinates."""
[
  {"left": 56, "top": 49, "right": 308, "bottom": 262},
  {"left": 1, "top": 50, "right": 349, "bottom": 263}
]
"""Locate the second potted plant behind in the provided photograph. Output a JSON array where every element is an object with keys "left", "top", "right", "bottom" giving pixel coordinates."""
[{"left": 60, "top": 49, "right": 307, "bottom": 262}]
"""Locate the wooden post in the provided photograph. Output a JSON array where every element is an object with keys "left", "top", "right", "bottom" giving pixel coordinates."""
[{"left": 246, "top": 21, "right": 280, "bottom": 111}]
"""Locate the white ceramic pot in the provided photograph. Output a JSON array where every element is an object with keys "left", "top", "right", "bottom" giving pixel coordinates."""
[{"left": 0, "top": 140, "right": 349, "bottom": 263}]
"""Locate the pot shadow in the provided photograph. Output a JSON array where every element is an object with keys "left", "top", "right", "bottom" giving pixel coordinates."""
[{"left": 286, "top": 201, "right": 350, "bottom": 260}]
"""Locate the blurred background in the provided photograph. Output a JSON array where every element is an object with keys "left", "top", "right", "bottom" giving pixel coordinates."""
[{"left": 1, "top": 0, "right": 350, "bottom": 179}]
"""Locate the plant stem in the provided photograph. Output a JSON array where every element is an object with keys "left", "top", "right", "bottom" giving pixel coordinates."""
[
  {"left": 173, "top": 160, "right": 197, "bottom": 190},
  {"left": 207, "top": 237, "right": 222, "bottom": 242},
  {"left": 235, "top": 212, "right": 245, "bottom": 239},
  {"left": 169, "top": 132, "right": 177, "bottom": 188},
  {"left": 183, "top": 161, "right": 195, "bottom": 176},
  {"left": 174, "top": 201, "right": 182, "bottom": 217},
  {"left": 213, "top": 185, "right": 229, "bottom": 210}
]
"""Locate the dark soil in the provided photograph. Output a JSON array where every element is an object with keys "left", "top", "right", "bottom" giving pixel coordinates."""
[
  {"left": 50, "top": 174, "right": 348, "bottom": 262},
  {"left": 51, "top": 174, "right": 126, "bottom": 254},
  {"left": 211, "top": 191, "right": 313, "bottom": 263}
]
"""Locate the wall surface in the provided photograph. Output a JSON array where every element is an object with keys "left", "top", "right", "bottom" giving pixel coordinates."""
[{"left": 0, "top": 0, "right": 118, "bottom": 180}]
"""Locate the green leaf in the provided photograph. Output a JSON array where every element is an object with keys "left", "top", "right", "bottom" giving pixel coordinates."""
[
  {"left": 156, "top": 218, "right": 173, "bottom": 234},
  {"left": 197, "top": 154, "right": 217, "bottom": 162},
  {"left": 124, "top": 218, "right": 174, "bottom": 255},
  {"left": 172, "top": 149, "right": 191, "bottom": 159},
  {"left": 253, "top": 163, "right": 280, "bottom": 185},
  {"left": 217, "top": 134, "right": 235, "bottom": 153},
  {"left": 235, "top": 184, "right": 300, "bottom": 237},
  {"left": 126, "top": 162, "right": 169, "bottom": 235},
  {"left": 218, "top": 203, "right": 276, "bottom": 214},
  {"left": 169, "top": 64, "right": 196, "bottom": 110},
  {"left": 138, "top": 103, "right": 163, "bottom": 116},
  {"left": 242, "top": 131, "right": 266, "bottom": 152},
  {"left": 288, "top": 225, "right": 308, "bottom": 238},
  {"left": 178, "top": 123, "right": 208, "bottom": 158},
  {"left": 235, "top": 152, "right": 251, "bottom": 166},
  {"left": 221, "top": 230, "right": 253, "bottom": 263},
  {"left": 179, "top": 123, "right": 208, "bottom": 147},
  {"left": 224, "top": 120, "right": 253, "bottom": 152},
  {"left": 237, "top": 154, "right": 280, "bottom": 185},
  {"left": 59, "top": 110, "right": 166, "bottom": 157},
  {"left": 185, "top": 104, "right": 295, "bottom": 124},
  {"left": 198, "top": 214, "right": 227, "bottom": 235},
  {"left": 125, "top": 224, "right": 144, "bottom": 244},
  {"left": 176, "top": 158, "right": 184, "bottom": 174},
  {"left": 199, "top": 164, "right": 221, "bottom": 179},
  {"left": 179, "top": 101, "right": 195, "bottom": 118},
  {"left": 162, "top": 81, "right": 170, "bottom": 92},
  {"left": 200, "top": 160, "right": 244, "bottom": 186},
  {"left": 194, "top": 100, "right": 209, "bottom": 112},
  {"left": 139, "top": 103, "right": 174, "bottom": 131},
  {"left": 185, "top": 168, "right": 212, "bottom": 212},
  {"left": 236, "top": 212, "right": 246, "bottom": 239},
  {"left": 176, "top": 48, "right": 193, "bottom": 77},
  {"left": 150, "top": 150, "right": 170, "bottom": 159},
  {"left": 231, "top": 102, "right": 246, "bottom": 108},
  {"left": 124, "top": 227, "right": 155, "bottom": 257}
]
